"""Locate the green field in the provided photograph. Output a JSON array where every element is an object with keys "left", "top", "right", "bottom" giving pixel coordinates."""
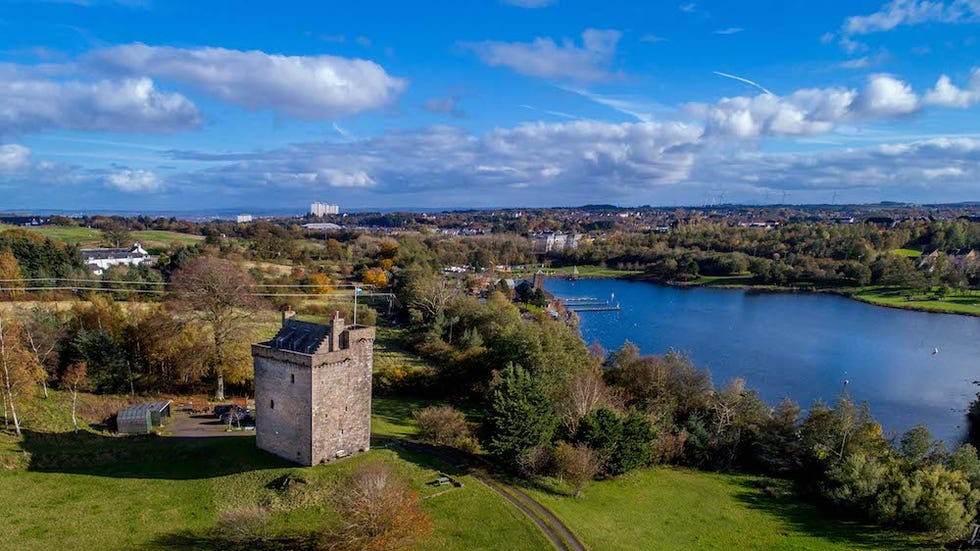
[
  {"left": 0, "top": 392, "right": 550, "bottom": 551},
  {"left": 891, "top": 248, "right": 924, "bottom": 258},
  {"left": 0, "top": 224, "right": 203, "bottom": 250},
  {"left": 523, "top": 468, "right": 936, "bottom": 551}
]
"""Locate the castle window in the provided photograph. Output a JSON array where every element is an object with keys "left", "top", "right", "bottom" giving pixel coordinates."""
[
  {"left": 290, "top": 374, "right": 295, "bottom": 384},
  {"left": 270, "top": 399, "right": 275, "bottom": 410}
]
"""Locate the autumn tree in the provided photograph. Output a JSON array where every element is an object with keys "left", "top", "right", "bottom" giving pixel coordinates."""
[
  {"left": 169, "top": 257, "right": 263, "bottom": 399},
  {"left": 0, "top": 250, "right": 24, "bottom": 299},
  {"left": 320, "top": 461, "right": 432, "bottom": 551},
  {"left": 309, "top": 273, "right": 333, "bottom": 295},
  {"left": 362, "top": 267, "right": 388, "bottom": 288},
  {"left": 62, "top": 362, "right": 89, "bottom": 433}
]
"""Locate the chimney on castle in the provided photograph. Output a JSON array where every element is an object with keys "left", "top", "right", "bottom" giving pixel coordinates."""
[
  {"left": 281, "top": 307, "right": 296, "bottom": 326},
  {"left": 331, "top": 310, "right": 345, "bottom": 351}
]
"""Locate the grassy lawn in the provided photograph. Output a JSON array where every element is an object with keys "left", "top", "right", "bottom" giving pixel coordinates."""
[
  {"left": 523, "top": 467, "right": 938, "bottom": 551},
  {"left": 549, "top": 265, "right": 643, "bottom": 278},
  {"left": 374, "top": 327, "right": 438, "bottom": 374},
  {"left": 853, "top": 286, "right": 980, "bottom": 316},
  {"left": 891, "top": 248, "right": 924, "bottom": 258},
  {"left": 1, "top": 224, "right": 203, "bottom": 249},
  {"left": 0, "top": 390, "right": 550, "bottom": 551}
]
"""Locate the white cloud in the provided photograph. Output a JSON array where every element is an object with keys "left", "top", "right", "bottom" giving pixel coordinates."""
[
  {"left": 106, "top": 169, "right": 161, "bottom": 192},
  {"left": 923, "top": 69, "right": 980, "bottom": 107},
  {"left": 714, "top": 27, "right": 744, "bottom": 35},
  {"left": 0, "top": 69, "right": 202, "bottom": 135},
  {"left": 316, "top": 168, "right": 376, "bottom": 188},
  {"left": 84, "top": 43, "right": 407, "bottom": 120},
  {"left": 463, "top": 29, "right": 622, "bottom": 82},
  {"left": 640, "top": 34, "right": 669, "bottom": 43},
  {"left": 0, "top": 144, "right": 31, "bottom": 172},
  {"left": 695, "top": 137, "right": 980, "bottom": 194},
  {"left": 854, "top": 75, "right": 919, "bottom": 116},
  {"left": 695, "top": 75, "right": 923, "bottom": 140},
  {"left": 843, "top": 0, "right": 980, "bottom": 35},
  {"left": 171, "top": 120, "right": 703, "bottom": 204}
]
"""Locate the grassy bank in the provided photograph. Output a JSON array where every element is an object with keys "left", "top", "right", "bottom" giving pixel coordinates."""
[
  {"left": 523, "top": 467, "right": 937, "bottom": 551},
  {"left": 850, "top": 286, "right": 980, "bottom": 316},
  {"left": 601, "top": 268, "right": 980, "bottom": 317}
]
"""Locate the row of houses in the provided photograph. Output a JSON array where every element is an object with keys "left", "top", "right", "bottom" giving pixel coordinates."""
[{"left": 80, "top": 243, "right": 151, "bottom": 275}]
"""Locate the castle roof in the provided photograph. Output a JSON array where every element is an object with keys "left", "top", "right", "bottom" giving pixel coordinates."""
[{"left": 268, "top": 319, "right": 330, "bottom": 355}]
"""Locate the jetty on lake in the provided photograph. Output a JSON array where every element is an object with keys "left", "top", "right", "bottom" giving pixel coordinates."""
[{"left": 560, "top": 295, "right": 621, "bottom": 312}]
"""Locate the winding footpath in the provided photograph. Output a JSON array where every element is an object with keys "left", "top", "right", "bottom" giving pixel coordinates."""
[{"left": 392, "top": 439, "right": 587, "bottom": 551}]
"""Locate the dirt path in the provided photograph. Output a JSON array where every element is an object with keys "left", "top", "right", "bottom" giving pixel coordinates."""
[{"left": 394, "top": 439, "right": 587, "bottom": 551}]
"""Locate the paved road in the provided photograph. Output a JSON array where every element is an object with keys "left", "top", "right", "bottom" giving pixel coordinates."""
[
  {"left": 394, "top": 439, "right": 587, "bottom": 551},
  {"left": 166, "top": 411, "right": 253, "bottom": 438}
]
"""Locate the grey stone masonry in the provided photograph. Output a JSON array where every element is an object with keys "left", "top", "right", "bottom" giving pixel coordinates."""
[{"left": 252, "top": 312, "right": 375, "bottom": 466}]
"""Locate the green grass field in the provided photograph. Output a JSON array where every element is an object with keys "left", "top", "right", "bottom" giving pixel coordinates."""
[
  {"left": 0, "top": 224, "right": 203, "bottom": 250},
  {"left": 891, "top": 248, "right": 924, "bottom": 258},
  {"left": 0, "top": 391, "right": 550, "bottom": 551},
  {"left": 523, "top": 468, "right": 936, "bottom": 551}
]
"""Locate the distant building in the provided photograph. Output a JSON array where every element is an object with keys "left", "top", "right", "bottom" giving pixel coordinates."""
[
  {"left": 236, "top": 214, "right": 253, "bottom": 223},
  {"left": 302, "top": 222, "right": 342, "bottom": 231},
  {"left": 530, "top": 232, "right": 582, "bottom": 253},
  {"left": 81, "top": 243, "right": 150, "bottom": 275},
  {"left": 311, "top": 202, "right": 340, "bottom": 216},
  {"left": 251, "top": 311, "right": 375, "bottom": 466}
]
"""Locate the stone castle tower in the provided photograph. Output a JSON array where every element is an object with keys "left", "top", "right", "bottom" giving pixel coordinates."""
[{"left": 251, "top": 311, "right": 375, "bottom": 466}]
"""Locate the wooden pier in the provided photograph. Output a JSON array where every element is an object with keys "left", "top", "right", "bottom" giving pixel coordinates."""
[{"left": 560, "top": 294, "right": 621, "bottom": 312}]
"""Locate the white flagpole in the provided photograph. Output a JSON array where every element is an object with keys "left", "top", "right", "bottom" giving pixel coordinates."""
[{"left": 353, "top": 289, "right": 358, "bottom": 325}]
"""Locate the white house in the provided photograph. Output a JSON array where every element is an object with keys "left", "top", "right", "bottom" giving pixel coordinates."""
[{"left": 81, "top": 243, "right": 150, "bottom": 275}]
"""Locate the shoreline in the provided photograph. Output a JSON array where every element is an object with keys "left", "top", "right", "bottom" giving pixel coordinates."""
[{"left": 551, "top": 271, "right": 980, "bottom": 318}]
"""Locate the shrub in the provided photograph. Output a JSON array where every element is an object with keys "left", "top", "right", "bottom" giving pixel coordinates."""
[
  {"left": 216, "top": 505, "right": 271, "bottom": 544},
  {"left": 319, "top": 461, "right": 431, "bottom": 551},
  {"left": 414, "top": 405, "right": 472, "bottom": 449},
  {"left": 553, "top": 441, "right": 599, "bottom": 497}
]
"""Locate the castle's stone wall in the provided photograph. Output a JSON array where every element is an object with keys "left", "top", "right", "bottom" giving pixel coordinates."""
[
  {"left": 310, "top": 328, "right": 374, "bottom": 463},
  {"left": 253, "top": 346, "right": 313, "bottom": 465}
]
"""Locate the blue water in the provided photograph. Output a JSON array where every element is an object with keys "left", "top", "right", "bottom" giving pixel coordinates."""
[{"left": 545, "top": 278, "right": 980, "bottom": 444}]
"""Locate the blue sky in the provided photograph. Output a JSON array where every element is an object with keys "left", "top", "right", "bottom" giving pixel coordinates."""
[{"left": 1, "top": 0, "right": 980, "bottom": 211}]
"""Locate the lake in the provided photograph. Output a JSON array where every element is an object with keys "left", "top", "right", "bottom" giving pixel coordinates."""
[{"left": 544, "top": 277, "right": 980, "bottom": 444}]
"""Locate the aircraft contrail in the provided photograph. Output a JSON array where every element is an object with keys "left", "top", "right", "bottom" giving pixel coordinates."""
[{"left": 713, "top": 71, "right": 775, "bottom": 96}]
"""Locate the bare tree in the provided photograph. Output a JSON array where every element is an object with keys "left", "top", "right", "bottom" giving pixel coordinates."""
[
  {"left": 320, "top": 461, "right": 432, "bottom": 551},
  {"left": 168, "top": 257, "right": 263, "bottom": 400},
  {"left": 556, "top": 365, "right": 608, "bottom": 434},
  {"left": 0, "top": 316, "right": 41, "bottom": 436},
  {"left": 62, "top": 362, "right": 89, "bottom": 433},
  {"left": 22, "top": 306, "right": 64, "bottom": 399}
]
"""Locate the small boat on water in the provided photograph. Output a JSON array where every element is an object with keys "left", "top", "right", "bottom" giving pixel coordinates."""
[{"left": 932, "top": 347, "right": 939, "bottom": 355}]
